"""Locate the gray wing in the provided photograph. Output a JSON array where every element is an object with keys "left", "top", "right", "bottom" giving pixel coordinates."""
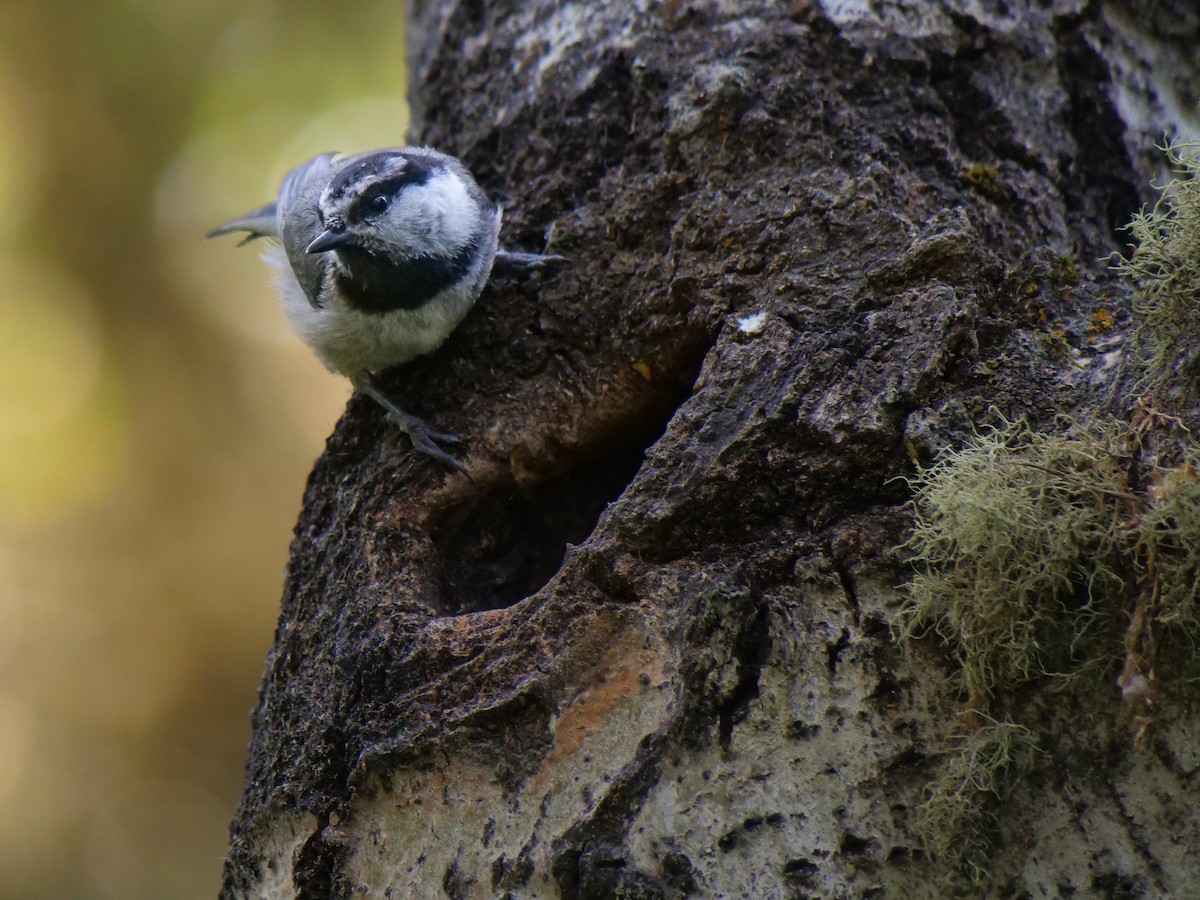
[{"left": 276, "top": 152, "right": 340, "bottom": 307}]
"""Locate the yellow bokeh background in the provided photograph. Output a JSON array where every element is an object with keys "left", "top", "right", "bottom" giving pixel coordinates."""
[{"left": 0, "top": 1, "right": 409, "bottom": 895}]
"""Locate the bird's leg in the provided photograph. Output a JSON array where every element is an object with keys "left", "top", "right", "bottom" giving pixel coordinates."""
[
  {"left": 356, "top": 376, "right": 463, "bottom": 470},
  {"left": 491, "top": 249, "right": 569, "bottom": 275}
]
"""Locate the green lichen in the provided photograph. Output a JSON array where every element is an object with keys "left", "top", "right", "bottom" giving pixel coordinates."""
[
  {"left": 963, "top": 163, "right": 1001, "bottom": 200},
  {"left": 1144, "top": 462, "right": 1200, "bottom": 625},
  {"left": 896, "top": 420, "right": 1125, "bottom": 884},
  {"left": 898, "top": 417, "right": 1200, "bottom": 710},
  {"left": 1051, "top": 254, "right": 1079, "bottom": 286},
  {"left": 914, "top": 721, "right": 1038, "bottom": 885},
  {"left": 896, "top": 415, "right": 1200, "bottom": 882},
  {"left": 1116, "top": 138, "right": 1200, "bottom": 382},
  {"left": 1130, "top": 456, "right": 1200, "bottom": 688},
  {"left": 898, "top": 135, "right": 1200, "bottom": 884},
  {"left": 897, "top": 418, "right": 1130, "bottom": 701}
]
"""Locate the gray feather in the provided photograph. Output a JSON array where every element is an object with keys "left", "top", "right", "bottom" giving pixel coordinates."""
[
  {"left": 205, "top": 203, "right": 278, "bottom": 244},
  {"left": 207, "top": 152, "right": 339, "bottom": 306},
  {"left": 276, "top": 152, "right": 339, "bottom": 307}
]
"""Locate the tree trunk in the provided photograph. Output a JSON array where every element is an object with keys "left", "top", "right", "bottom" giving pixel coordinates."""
[{"left": 222, "top": 1, "right": 1200, "bottom": 897}]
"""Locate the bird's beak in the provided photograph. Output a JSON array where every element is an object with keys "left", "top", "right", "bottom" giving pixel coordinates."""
[{"left": 306, "top": 228, "right": 351, "bottom": 253}]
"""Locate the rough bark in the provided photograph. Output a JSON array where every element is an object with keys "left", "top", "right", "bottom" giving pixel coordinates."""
[{"left": 222, "top": 1, "right": 1200, "bottom": 897}]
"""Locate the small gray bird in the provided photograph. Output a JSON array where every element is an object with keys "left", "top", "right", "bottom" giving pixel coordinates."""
[{"left": 209, "top": 146, "right": 558, "bottom": 468}]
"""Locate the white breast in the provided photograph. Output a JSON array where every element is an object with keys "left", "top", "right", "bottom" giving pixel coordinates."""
[{"left": 263, "top": 243, "right": 488, "bottom": 379}]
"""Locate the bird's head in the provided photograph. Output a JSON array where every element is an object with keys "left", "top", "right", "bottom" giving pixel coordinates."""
[{"left": 306, "top": 149, "right": 483, "bottom": 263}]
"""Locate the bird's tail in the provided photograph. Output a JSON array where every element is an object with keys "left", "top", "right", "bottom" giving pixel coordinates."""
[{"left": 206, "top": 202, "right": 279, "bottom": 245}]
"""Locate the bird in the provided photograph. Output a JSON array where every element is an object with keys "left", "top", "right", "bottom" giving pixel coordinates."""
[{"left": 208, "top": 146, "right": 561, "bottom": 468}]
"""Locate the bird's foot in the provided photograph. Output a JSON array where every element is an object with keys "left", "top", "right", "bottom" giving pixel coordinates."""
[
  {"left": 384, "top": 410, "right": 464, "bottom": 470},
  {"left": 357, "top": 378, "right": 464, "bottom": 470}
]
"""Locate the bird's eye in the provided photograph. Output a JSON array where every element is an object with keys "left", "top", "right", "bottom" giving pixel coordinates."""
[{"left": 366, "top": 194, "right": 390, "bottom": 214}]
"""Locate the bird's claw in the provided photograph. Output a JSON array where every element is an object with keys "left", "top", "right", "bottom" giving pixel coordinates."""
[
  {"left": 492, "top": 250, "right": 569, "bottom": 275},
  {"left": 356, "top": 379, "right": 465, "bottom": 470},
  {"left": 385, "top": 412, "right": 463, "bottom": 470}
]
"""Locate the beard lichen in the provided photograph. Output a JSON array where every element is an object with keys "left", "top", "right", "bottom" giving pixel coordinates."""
[
  {"left": 913, "top": 720, "right": 1038, "bottom": 885},
  {"left": 1116, "top": 138, "right": 1200, "bottom": 385},
  {"left": 1121, "top": 456, "right": 1200, "bottom": 729},
  {"left": 894, "top": 134, "right": 1200, "bottom": 886},
  {"left": 897, "top": 417, "right": 1131, "bottom": 703},
  {"left": 896, "top": 414, "right": 1200, "bottom": 881}
]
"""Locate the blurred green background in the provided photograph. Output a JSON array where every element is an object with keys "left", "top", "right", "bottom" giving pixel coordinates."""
[{"left": 0, "top": 1, "right": 409, "bottom": 895}]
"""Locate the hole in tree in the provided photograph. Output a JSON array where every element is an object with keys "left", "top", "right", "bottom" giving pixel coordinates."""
[
  {"left": 431, "top": 446, "right": 646, "bottom": 615},
  {"left": 430, "top": 356, "right": 703, "bottom": 616}
]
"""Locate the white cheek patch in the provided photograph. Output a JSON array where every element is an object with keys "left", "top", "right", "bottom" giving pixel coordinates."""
[{"left": 390, "top": 170, "right": 477, "bottom": 255}]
